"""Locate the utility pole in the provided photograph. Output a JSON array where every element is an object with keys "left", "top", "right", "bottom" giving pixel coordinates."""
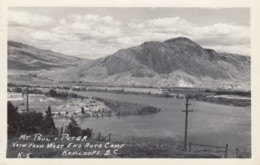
[
  {"left": 26, "top": 86, "right": 29, "bottom": 112},
  {"left": 182, "top": 96, "right": 193, "bottom": 149}
]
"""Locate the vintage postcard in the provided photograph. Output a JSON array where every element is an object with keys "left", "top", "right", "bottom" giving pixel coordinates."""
[{"left": 0, "top": 0, "right": 259, "bottom": 164}]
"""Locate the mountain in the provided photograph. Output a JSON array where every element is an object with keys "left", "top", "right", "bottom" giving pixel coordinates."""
[
  {"left": 8, "top": 41, "right": 86, "bottom": 70},
  {"left": 47, "top": 37, "right": 251, "bottom": 89}
]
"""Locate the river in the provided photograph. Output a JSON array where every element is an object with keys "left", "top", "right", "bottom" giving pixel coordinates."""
[{"left": 54, "top": 91, "right": 251, "bottom": 150}]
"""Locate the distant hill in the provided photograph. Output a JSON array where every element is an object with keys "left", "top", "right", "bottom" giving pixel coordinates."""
[
  {"left": 8, "top": 41, "right": 86, "bottom": 70},
  {"left": 52, "top": 37, "right": 250, "bottom": 90}
]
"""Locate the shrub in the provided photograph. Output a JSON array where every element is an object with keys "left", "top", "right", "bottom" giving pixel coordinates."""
[{"left": 49, "top": 89, "right": 58, "bottom": 97}]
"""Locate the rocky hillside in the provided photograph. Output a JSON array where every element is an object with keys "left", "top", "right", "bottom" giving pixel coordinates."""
[
  {"left": 46, "top": 37, "right": 252, "bottom": 90},
  {"left": 8, "top": 41, "right": 85, "bottom": 70}
]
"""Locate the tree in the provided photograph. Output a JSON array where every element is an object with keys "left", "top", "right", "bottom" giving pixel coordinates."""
[
  {"left": 8, "top": 102, "right": 58, "bottom": 135},
  {"left": 67, "top": 118, "right": 80, "bottom": 136},
  {"left": 19, "top": 112, "right": 43, "bottom": 133},
  {"left": 81, "top": 107, "right": 85, "bottom": 114},
  {"left": 7, "top": 101, "right": 19, "bottom": 133},
  {"left": 41, "top": 106, "right": 56, "bottom": 134}
]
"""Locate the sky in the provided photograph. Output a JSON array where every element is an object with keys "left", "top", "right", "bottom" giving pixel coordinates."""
[{"left": 8, "top": 8, "right": 250, "bottom": 59}]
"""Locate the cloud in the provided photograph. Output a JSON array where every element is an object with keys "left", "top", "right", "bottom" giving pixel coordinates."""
[
  {"left": 53, "top": 14, "right": 123, "bottom": 42},
  {"left": 8, "top": 10, "right": 250, "bottom": 59},
  {"left": 8, "top": 11, "right": 125, "bottom": 58},
  {"left": 191, "top": 23, "right": 250, "bottom": 53},
  {"left": 123, "top": 17, "right": 192, "bottom": 48},
  {"left": 8, "top": 10, "right": 55, "bottom": 27},
  {"left": 113, "top": 37, "right": 134, "bottom": 45},
  {"left": 126, "top": 18, "right": 249, "bottom": 55},
  {"left": 191, "top": 23, "right": 249, "bottom": 41},
  {"left": 127, "top": 17, "right": 192, "bottom": 38},
  {"left": 31, "top": 31, "right": 55, "bottom": 41},
  {"left": 205, "top": 45, "right": 250, "bottom": 55},
  {"left": 146, "top": 17, "right": 191, "bottom": 33}
]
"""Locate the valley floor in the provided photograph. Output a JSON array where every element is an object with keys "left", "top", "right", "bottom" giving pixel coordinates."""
[
  {"left": 7, "top": 79, "right": 251, "bottom": 158},
  {"left": 8, "top": 78, "right": 251, "bottom": 107}
]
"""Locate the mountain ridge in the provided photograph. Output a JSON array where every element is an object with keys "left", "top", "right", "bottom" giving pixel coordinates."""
[
  {"left": 8, "top": 41, "right": 88, "bottom": 70},
  {"left": 50, "top": 37, "right": 250, "bottom": 90}
]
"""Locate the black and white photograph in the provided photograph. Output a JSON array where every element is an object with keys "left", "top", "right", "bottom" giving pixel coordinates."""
[{"left": 6, "top": 7, "right": 251, "bottom": 158}]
